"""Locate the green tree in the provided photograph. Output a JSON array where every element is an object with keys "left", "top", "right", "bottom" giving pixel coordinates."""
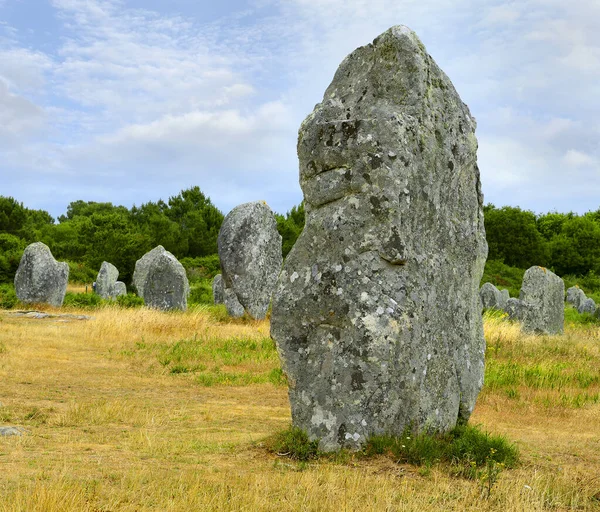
[
  {"left": 166, "top": 186, "right": 224, "bottom": 257},
  {"left": 275, "top": 202, "right": 305, "bottom": 258},
  {"left": 484, "top": 204, "right": 549, "bottom": 269}
]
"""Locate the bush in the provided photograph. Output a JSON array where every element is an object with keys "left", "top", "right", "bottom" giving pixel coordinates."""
[
  {"left": 0, "top": 283, "right": 19, "bottom": 309},
  {"left": 180, "top": 255, "right": 221, "bottom": 283},
  {"left": 67, "top": 261, "right": 97, "bottom": 284},
  {"left": 481, "top": 260, "right": 525, "bottom": 298},
  {"left": 116, "top": 293, "right": 144, "bottom": 308},
  {"left": 188, "top": 280, "right": 214, "bottom": 305},
  {"left": 63, "top": 292, "right": 105, "bottom": 309}
]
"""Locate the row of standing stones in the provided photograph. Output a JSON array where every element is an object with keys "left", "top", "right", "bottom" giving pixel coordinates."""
[
  {"left": 13, "top": 203, "right": 284, "bottom": 314},
  {"left": 8, "top": 26, "right": 578, "bottom": 452},
  {"left": 13, "top": 242, "right": 191, "bottom": 312},
  {"left": 480, "top": 266, "right": 565, "bottom": 335}
]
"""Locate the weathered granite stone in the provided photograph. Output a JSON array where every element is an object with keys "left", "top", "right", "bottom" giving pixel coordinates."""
[
  {"left": 218, "top": 201, "right": 283, "bottom": 319},
  {"left": 224, "top": 285, "right": 245, "bottom": 317},
  {"left": 499, "top": 289, "right": 510, "bottom": 310},
  {"left": 271, "top": 26, "right": 487, "bottom": 451},
  {"left": 113, "top": 281, "right": 127, "bottom": 297},
  {"left": 505, "top": 297, "right": 538, "bottom": 324},
  {"left": 96, "top": 261, "right": 120, "bottom": 299},
  {"left": 142, "top": 251, "right": 189, "bottom": 311},
  {"left": 133, "top": 245, "right": 165, "bottom": 297},
  {"left": 566, "top": 286, "right": 586, "bottom": 309},
  {"left": 578, "top": 297, "right": 596, "bottom": 315},
  {"left": 14, "top": 242, "right": 69, "bottom": 307},
  {"left": 0, "top": 426, "right": 23, "bottom": 436},
  {"left": 519, "top": 266, "right": 564, "bottom": 335},
  {"left": 212, "top": 274, "right": 225, "bottom": 304},
  {"left": 480, "top": 282, "right": 503, "bottom": 309}
]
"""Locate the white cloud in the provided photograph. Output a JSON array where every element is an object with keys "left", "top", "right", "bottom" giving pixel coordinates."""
[
  {"left": 563, "top": 149, "right": 596, "bottom": 168},
  {"left": 2, "top": 0, "right": 600, "bottom": 217}
]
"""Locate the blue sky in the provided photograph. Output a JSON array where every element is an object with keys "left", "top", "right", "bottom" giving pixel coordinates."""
[{"left": 1, "top": 0, "right": 599, "bottom": 219}]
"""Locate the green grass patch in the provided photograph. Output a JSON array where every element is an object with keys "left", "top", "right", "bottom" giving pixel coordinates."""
[
  {"left": 564, "top": 305, "right": 600, "bottom": 326},
  {"left": 63, "top": 292, "right": 106, "bottom": 309},
  {"left": 116, "top": 293, "right": 144, "bottom": 308},
  {"left": 268, "top": 424, "right": 519, "bottom": 480},
  {"left": 124, "top": 335, "right": 284, "bottom": 387}
]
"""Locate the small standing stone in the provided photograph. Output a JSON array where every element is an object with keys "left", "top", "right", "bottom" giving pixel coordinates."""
[
  {"left": 566, "top": 286, "right": 586, "bottom": 309},
  {"left": 96, "top": 261, "right": 122, "bottom": 299},
  {"left": 14, "top": 242, "right": 69, "bottom": 307},
  {"left": 142, "top": 251, "right": 189, "bottom": 311},
  {"left": 480, "top": 282, "right": 506, "bottom": 310},
  {"left": 113, "top": 281, "right": 127, "bottom": 297},
  {"left": 518, "top": 266, "right": 564, "bottom": 335},
  {"left": 578, "top": 297, "right": 596, "bottom": 315},
  {"left": 213, "top": 274, "right": 225, "bottom": 304},
  {"left": 218, "top": 201, "right": 283, "bottom": 319},
  {"left": 133, "top": 245, "right": 166, "bottom": 298}
]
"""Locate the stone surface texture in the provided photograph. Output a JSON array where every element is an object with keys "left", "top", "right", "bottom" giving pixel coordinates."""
[
  {"left": 113, "top": 281, "right": 127, "bottom": 297},
  {"left": 142, "top": 251, "right": 189, "bottom": 311},
  {"left": 218, "top": 201, "right": 283, "bottom": 319},
  {"left": 224, "top": 286, "right": 245, "bottom": 317},
  {"left": 96, "top": 261, "right": 120, "bottom": 299},
  {"left": 14, "top": 242, "right": 69, "bottom": 307},
  {"left": 499, "top": 289, "right": 510, "bottom": 309},
  {"left": 133, "top": 245, "right": 165, "bottom": 297},
  {"left": 566, "top": 286, "right": 585, "bottom": 308},
  {"left": 212, "top": 274, "right": 225, "bottom": 304},
  {"left": 578, "top": 297, "right": 596, "bottom": 315},
  {"left": 271, "top": 26, "right": 488, "bottom": 451},
  {"left": 519, "top": 266, "right": 564, "bottom": 335},
  {"left": 480, "top": 282, "right": 508, "bottom": 310}
]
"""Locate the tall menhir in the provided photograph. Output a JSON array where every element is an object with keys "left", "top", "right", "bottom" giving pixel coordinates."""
[{"left": 271, "top": 26, "right": 488, "bottom": 451}]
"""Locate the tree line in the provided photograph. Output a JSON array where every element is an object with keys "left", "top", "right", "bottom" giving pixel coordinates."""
[
  {"left": 0, "top": 188, "right": 305, "bottom": 285},
  {"left": 1, "top": 188, "right": 599, "bottom": 285}
]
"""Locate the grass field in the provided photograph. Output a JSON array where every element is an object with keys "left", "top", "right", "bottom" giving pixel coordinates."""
[{"left": 0, "top": 305, "right": 599, "bottom": 511}]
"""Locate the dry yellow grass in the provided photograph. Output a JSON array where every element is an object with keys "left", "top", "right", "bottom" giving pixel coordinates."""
[{"left": 0, "top": 306, "right": 599, "bottom": 511}]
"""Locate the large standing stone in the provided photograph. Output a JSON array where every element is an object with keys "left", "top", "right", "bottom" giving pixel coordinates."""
[
  {"left": 217, "top": 201, "right": 283, "bottom": 319},
  {"left": 519, "top": 266, "right": 564, "bottom": 334},
  {"left": 96, "top": 261, "right": 125, "bottom": 299},
  {"left": 212, "top": 274, "right": 225, "bottom": 304},
  {"left": 271, "top": 26, "right": 487, "bottom": 451},
  {"left": 14, "top": 242, "right": 69, "bottom": 307},
  {"left": 141, "top": 250, "right": 189, "bottom": 311},
  {"left": 133, "top": 245, "right": 165, "bottom": 298}
]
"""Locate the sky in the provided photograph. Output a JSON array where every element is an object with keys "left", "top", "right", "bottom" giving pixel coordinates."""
[{"left": 1, "top": 0, "right": 599, "bottom": 219}]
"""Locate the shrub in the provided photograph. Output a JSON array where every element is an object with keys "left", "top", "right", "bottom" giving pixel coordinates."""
[
  {"left": 188, "top": 280, "right": 214, "bottom": 305},
  {"left": 0, "top": 283, "right": 19, "bottom": 309},
  {"left": 63, "top": 292, "right": 105, "bottom": 309},
  {"left": 116, "top": 293, "right": 144, "bottom": 308},
  {"left": 67, "top": 261, "right": 97, "bottom": 284},
  {"left": 180, "top": 255, "right": 221, "bottom": 283}
]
